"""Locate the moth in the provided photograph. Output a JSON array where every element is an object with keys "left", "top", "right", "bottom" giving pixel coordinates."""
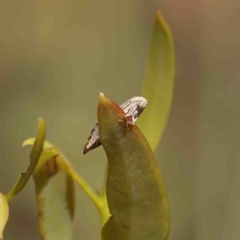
[{"left": 83, "top": 96, "right": 148, "bottom": 154}]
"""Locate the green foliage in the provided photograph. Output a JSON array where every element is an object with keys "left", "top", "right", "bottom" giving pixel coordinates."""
[
  {"left": 98, "top": 93, "right": 170, "bottom": 240},
  {"left": 23, "top": 139, "right": 110, "bottom": 239},
  {"left": 6, "top": 118, "right": 46, "bottom": 202},
  {"left": 0, "top": 193, "right": 8, "bottom": 239},
  {"left": 0, "top": 11, "right": 175, "bottom": 240},
  {"left": 33, "top": 157, "right": 75, "bottom": 240},
  {"left": 138, "top": 11, "right": 175, "bottom": 151}
]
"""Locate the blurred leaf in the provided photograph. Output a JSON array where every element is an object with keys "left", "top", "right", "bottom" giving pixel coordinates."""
[
  {"left": 33, "top": 156, "right": 75, "bottom": 240},
  {"left": 24, "top": 139, "right": 110, "bottom": 237},
  {"left": 34, "top": 148, "right": 59, "bottom": 173},
  {"left": 138, "top": 11, "right": 175, "bottom": 151},
  {"left": 6, "top": 118, "right": 46, "bottom": 202},
  {"left": 23, "top": 138, "right": 53, "bottom": 150},
  {"left": 60, "top": 155, "right": 110, "bottom": 227},
  {"left": 0, "top": 193, "right": 9, "bottom": 239},
  {"left": 98, "top": 93, "right": 170, "bottom": 240},
  {"left": 22, "top": 139, "right": 59, "bottom": 173},
  {"left": 23, "top": 139, "right": 74, "bottom": 240}
]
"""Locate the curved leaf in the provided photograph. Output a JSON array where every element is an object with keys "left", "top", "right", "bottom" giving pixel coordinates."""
[
  {"left": 138, "top": 11, "right": 175, "bottom": 151},
  {"left": 0, "top": 193, "right": 9, "bottom": 239},
  {"left": 22, "top": 140, "right": 59, "bottom": 174},
  {"left": 98, "top": 93, "right": 170, "bottom": 240},
  {"left": 6, "top": 118, "right": 46, "bottom": 202}
]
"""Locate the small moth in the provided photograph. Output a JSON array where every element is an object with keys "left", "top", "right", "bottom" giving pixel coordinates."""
[{"left": 83, "top": 96, "right": 147, "bottom": 154}]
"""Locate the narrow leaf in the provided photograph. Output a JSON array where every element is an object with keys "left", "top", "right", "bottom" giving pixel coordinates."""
[
  {"left": 0, "top": 193, "right": 9, "bottom": 239},
  {"left": 98, "top": 93, "right": 170, "bottom": 240},
  {"left": 138, "top": 11, "right": 175, "bottom": 151},
  {"left": 6, "top": 118, "right": 46, "bottom": 202}
]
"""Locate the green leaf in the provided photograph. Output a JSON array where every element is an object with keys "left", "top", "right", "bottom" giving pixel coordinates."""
[
  {"left": 0, "top": 193, "right": 9, "bottom": 239},
  {"left": 23, "top": 140, "right": 75, "bottom": 240},
  {"left": 23, "top": 139, "right": 110, "bottom": 239},
  {"left": 138, "top": 11, "right": 175, "bottom": 151},
  {"left": 32, "top": 156, "right": 75, "bottom": 240},
  {"left": 6, "top": 118, "right": 46, "bottom": 202},
  {"left": 24, "top": 138, "right": 110, "bottom": 226},
  {"left": 22, "top": 141, "right": 59, "bottom": 173},
  {"left": 98, "top": 93, "right": 170, "bottom": 240}
]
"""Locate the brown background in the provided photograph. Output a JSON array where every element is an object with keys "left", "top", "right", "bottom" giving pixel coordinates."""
[{"left": 0, "top": 0, "right": 240, "bottom": 239}]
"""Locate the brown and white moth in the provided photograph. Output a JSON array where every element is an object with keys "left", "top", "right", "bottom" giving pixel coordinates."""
[{"left": 83, "top": 96, "right": 147, "bottom": 154}]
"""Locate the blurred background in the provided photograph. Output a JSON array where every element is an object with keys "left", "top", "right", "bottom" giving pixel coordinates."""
[{"left": 0, "top": 0, "right": 240, "bottom": 239}]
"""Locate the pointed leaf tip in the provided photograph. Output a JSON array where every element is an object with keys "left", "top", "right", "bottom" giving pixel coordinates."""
[
  {"left": 157, "top": 10, "right": 162, "bottom": 17},
  {"left": 6, "top": 119, "right": 46, "bottom": 202},
  {"left": 0, "top": 193, "right": 9, "bottom": 239},
  {"left": 99, "top": 92, "right": 110, "bottom": 106},
  {"left": 99, "top": 92, "right": 105, "bottom": 97},
  {"left": 138, "top": 10, "right": 175, "bottom": 151},
  {"left": 99, "top": 92, "right": 105, "bottom": 102},
  {"left": 98, "top": 94, "right": 124, "bottom": 126}
]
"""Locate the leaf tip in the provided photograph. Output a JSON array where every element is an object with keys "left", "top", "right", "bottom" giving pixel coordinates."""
[
  {"left": 156, "top": 10, "right": 172, "bottom": 37},
  {"left": 38, "top": 118, "right": 46, "bottom": 128},
  {"left": 157, "top": 10, "right": 163, "bottom": 19},
  {"left": 99, "top": 92, "right": 107, "bottom": 103},
  {"left": 156, "top": 11, "right": 166, "bottom": 25},
  {"left": 98, "top": 92, "right": 112, "bottom": 108},
  {"left": 99, "top": 92, "right": 105, "bottom": 97},
  {"left": 22, "top": 140, "right": 28, "bottom": 147},
  {"left": 22, "top": 138, "right": 35, "bottom": 147},
  {"left": 37, "top": 118, "right": 45, "bottom": 127}
]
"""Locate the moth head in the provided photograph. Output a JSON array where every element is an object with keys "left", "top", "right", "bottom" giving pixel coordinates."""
[
  {"left": 131, "top": 96, "right": 148, "bottom": 110},
  {"left": 130, "top": 96, "right": 148, "bottom": 120}
]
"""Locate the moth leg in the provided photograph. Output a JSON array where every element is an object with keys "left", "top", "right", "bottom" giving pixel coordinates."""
[
  {"left": 126, "top": 115, "right": 136, "bottom": 125},
  {"left": 119, "top": 104, "right": 139, "bottom": 128},
  {"left": 118, "top": 119, "right": 128, "bottom": 128},
  {"left": 125, "top": 109, "right": 139, "bottom": 125},
  {"left": 118, "top": 115, "right": 136, "bottom": 129}
]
